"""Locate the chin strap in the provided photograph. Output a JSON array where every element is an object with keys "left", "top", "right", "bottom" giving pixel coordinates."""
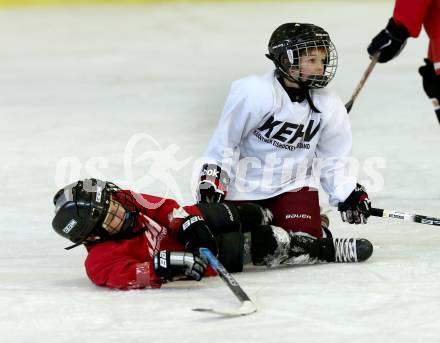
[
  {"left": 299, "top": 81, "right": 321, "bottom": 114},
  {"left": 64, "top": 212, "right": 145, "bottom": 250},
  {"left": 64, "top": 242, "right": 84, "bottom": 250},
  {"left": 276, "top": 71, "right": 321, "bottom": 113}
]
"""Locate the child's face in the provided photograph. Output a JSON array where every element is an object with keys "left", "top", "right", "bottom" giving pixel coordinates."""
[
  {"left": 86, "top": 199, "right": 128, "bottom": 241},
  {"left": 289, "top": 47, "right": 327, "bottom": 81},
  {"left": 101, "top": 199, "right": 127, "bottom": 235}
]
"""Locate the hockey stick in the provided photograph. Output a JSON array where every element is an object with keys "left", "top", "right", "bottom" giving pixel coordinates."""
[
  {"left": 193, "top": 248, "right": 257, "bottom": 317},
  {"left": 370, "top": 207, "right": 440, "bottom": 226},
  {"left": 345, "top": 53, "right": 380, "bottom": 113}
]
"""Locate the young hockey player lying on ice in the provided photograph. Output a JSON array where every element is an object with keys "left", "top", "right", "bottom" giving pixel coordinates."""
[{"left": 51, "top": 178, "right": 373, "bottom": 290}]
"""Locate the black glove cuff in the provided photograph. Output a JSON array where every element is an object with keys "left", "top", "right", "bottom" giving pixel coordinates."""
[
  {"left": 153, "top": 251, "right": 173, "bottom": 280},
  {"left": 177, "top": 216, "right": 218, "bottom": 255},
  {"left": 386, "top": 18, "right": 410, "bottom": 42},
  {"left": 177, "top": 215, "right": 205, "bottom": 244}
]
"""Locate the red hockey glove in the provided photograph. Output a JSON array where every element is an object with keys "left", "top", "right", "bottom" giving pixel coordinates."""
[
  {"left": 153, "top": 250, "right": 207, "bottom": 281},
  {"left": 338, "top": 184, "right": 371, "bottom": 224},
  {"left": 367, "top": 18, "right": 409, "bottom": 63},
  {"left": 197, "top": 164, "right": 229, "bottom": 203}
]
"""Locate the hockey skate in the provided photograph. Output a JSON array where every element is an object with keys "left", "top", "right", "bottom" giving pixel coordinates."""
[
  {"left": 318, "top": 211, "right": 372, "bottom": 262},
  {"left": 288, "top": 234, "right": 373, "bottom": 264},
  {"left": 251, "top": 225, "right": 373, "bottom": 267},
  {"left": 325, "top": 237, "right": 373, "bottom": 263}
]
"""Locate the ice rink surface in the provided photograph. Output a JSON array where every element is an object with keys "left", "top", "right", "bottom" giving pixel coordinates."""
[{"left": 1, "top": 1, "right": 439, "bottom": 342}]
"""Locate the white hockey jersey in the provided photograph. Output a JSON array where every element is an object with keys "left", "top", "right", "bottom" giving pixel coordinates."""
[{"left": 202, "top": 71, "right": 357, "bottom": 206}]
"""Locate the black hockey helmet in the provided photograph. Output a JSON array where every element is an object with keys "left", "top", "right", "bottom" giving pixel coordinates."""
[
  {"left": 52, "top": 178, "right": 139, "bottom": 249},
  {"left": 266, "top": 23, "right": 338, "bottom": 88}
]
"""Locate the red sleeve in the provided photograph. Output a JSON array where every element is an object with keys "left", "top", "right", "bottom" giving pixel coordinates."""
[
  {"left": 84, "top": 236, "right": 162, "bottom": 290},
  {"left": 136, "top": 193, "right": 180, "bottom": 227},
  {"left": 117, "top": 190, "right": 182, "bottom": 238},
  {"left": 117, "top": 190, "right": 204, "bottom": 239},
  {"left": 131, "top": 192, "right": 202, "bottom": 239},
  {"left": 393, "top": 0, "right": 432, "bottom": 37},
  {"left": 425, "top": 1, "right": 440, "bottom": 42}
]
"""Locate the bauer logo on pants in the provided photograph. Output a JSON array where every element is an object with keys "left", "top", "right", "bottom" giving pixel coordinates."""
[{"left": 286, "top": 213, "right": 312, "bottom": 220}]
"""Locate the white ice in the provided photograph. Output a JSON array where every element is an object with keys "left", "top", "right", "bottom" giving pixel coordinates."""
[{"left": 1, "top": 1, "right": 439, "bottom": 342}]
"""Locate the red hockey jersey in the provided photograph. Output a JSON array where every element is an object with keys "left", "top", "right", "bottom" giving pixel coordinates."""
[
  {"left": 84, "top": 192, "right": 214, "bottom": 290},
  {"left": 393, "top": 0, "right": 440, "bottom": 71}
]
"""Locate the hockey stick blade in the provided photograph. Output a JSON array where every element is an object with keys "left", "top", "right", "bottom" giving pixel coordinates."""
[
  {"left": 193, "top": 248, "right": 257, "bottom": 317},
  {"left": 193, "top": 300, "right": 257, "bottom": 317}
]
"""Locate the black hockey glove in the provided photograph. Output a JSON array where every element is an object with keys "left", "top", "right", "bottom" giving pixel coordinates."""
[
  {"left": 419, "top": 59, "right": 440, "bottom": 102},
  {"left": 338, "top": 184, "right": 371, "bottom": 224},
  {"left": 178, "top": 215, "right": 219, "bottom": 256},
  {"left": 197, "top": 163, "right": 229, "bottom": 203},
  {"left": 153, "top": 250, "right": 207, "bottom": 281},
  {"left": 367, "top": 18, "right": 410, "bottom": 63}
]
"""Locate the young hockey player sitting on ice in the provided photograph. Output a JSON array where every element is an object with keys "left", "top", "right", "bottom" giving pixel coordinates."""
[
  {"left": 52, "top": 178, "right": 373, "bottom": 290},
  {"left": 197, "top": 23, "right": 373, "bottom": 243}
]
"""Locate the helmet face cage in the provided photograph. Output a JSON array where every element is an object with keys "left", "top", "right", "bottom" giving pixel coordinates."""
[
  {"left": 101, "top": 199, "right": 127, "bottom": 235},
  {"left": 106, "top": 182, "right": 138, "bottom": 212},
  {"left": 88, "top": 182, "right": 140, "bottom": 241},
  {"left": 278, "top": 39, "right": 337, "bottom": 89},
  {"left": 267, "top": 23, "right": 338, "bottom": 89},
  {"left": 98, "top": 184, "right": 137, "bottom": 237},
  {"left": 79, "top": 182, "right": 137, "bottom": 240}
]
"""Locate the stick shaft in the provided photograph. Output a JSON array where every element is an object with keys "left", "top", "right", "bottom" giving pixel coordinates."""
[
  {"left": 345, "top": 54, "right": 379, "bottom": 113},
  {"left": 199, "top": 248, "right": 251, "bottom": 303},
  {"left": 370, "top": 207, "right": 440, "bottom": 226}
]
